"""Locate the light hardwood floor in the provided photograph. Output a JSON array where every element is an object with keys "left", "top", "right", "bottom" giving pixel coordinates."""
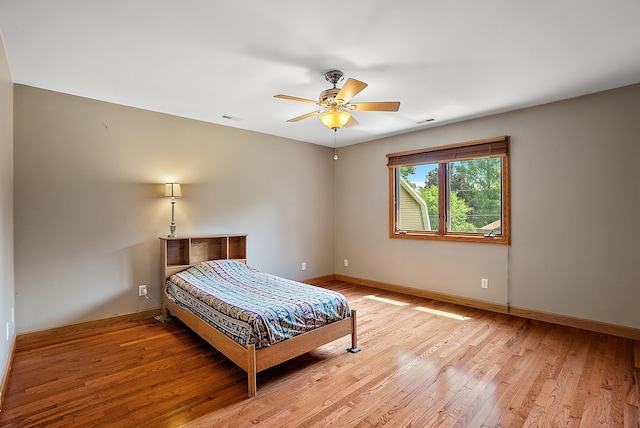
[{"left": 1, "top": 281, "right": 638, "bottom": 427}]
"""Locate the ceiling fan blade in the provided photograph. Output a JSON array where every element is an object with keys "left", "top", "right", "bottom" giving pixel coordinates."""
[
  {"left": 344, "top": 115, "right": 359, "bottom": 128},
  {"left": 287, "top": 110, "right": 323, "bottom": 122},
  {"left": 274, "top": 94, "right": 318, "bottom": 104},
  {"left": 350, "top": 101, "right": 400, "bottom": 112},
  {"left": 336, "top": 78, "right": 368, "bottom": 103}
]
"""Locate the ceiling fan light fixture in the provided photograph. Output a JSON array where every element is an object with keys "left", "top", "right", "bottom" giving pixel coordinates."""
[{"left": 319, "top": 110, "right": 351, "bottom": 129}]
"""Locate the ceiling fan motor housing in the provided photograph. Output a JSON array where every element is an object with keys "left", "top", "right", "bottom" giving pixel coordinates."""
[{"left": 320, "top": 88, "right": 342, "bottom": 106}]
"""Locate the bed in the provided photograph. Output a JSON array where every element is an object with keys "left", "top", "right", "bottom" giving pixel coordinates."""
[{"left": 161, "top": 259, "right": 360, "bottom": 397}]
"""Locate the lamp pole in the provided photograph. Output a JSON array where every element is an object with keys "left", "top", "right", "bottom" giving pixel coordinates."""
[
  {"left": 169, "top": 196, "right": 177, "bottom": 237},
  {"left": 165, "top": 183, "right": 182, "bottom": 237}
]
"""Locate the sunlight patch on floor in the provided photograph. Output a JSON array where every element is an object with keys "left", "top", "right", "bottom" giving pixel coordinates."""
[
  {"left": 414, "top": 306, "right": 470, "bottom": 321},
  {"left": 364, "top": 295, "right": 410, "bottom": 306}
]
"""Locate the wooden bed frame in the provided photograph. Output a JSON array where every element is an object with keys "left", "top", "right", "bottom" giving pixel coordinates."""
[{"left": 160, "top": 270, "right": 359, "bottom": 397}]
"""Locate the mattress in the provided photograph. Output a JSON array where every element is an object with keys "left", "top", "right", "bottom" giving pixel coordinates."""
[{"left": 165, "top": 259, "right": 351, "bottom": 349}]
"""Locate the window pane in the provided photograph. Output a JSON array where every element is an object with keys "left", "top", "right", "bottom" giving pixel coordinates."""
[
  {"left": 447, "top": 158, "right": 502, "bottom": 234},
  {"left": 397, "top": 164, "right": 439, "bottom": 232}
]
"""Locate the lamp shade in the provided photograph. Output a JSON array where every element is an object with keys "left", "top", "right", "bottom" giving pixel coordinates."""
[
  {"left": 319, "top": 110, "right": 351, "bottom": 129},
  {"left": 164, "top": 183, "right": 182, "bottom": 198}
]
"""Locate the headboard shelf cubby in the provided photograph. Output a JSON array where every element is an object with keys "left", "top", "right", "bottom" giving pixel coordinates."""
[{"left": 160, "top": 234, "right": 247, "bottom": 280}]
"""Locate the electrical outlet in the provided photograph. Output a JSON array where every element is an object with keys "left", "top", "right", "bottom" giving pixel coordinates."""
[
  {"left": 481, "top": 278, "right": 488, "bottom": 289},
  {"left": 301, "top": 262, "right": 306, "bottom": 271},
  {"left": 138, "top": 285, "right": 147, "bottom": 297},
  {"left": 344, "top": 259, "right": 349, "bottom": 267}
]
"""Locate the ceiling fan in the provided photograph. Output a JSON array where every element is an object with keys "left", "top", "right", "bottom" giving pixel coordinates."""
[{"left": 274, "top": 70, "right": 400, "bottom": 130}]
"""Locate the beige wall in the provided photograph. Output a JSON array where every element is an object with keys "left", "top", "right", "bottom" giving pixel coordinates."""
[
  {"left": 335, "top": 84, "right": 640, "bottom": 329},
  {"left": 14, "top": 85, "right": 336, "bottom": 333},
  {"left": 11, "top": 81, "right": 640, "bottom": 335},
  {"left": 0, "top": 34, "right": 15, "bottom": 393}
]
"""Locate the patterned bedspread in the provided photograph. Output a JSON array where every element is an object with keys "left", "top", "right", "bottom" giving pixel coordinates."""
[{"left": 165, "top": 259, "right": 351, "bottom": 349}]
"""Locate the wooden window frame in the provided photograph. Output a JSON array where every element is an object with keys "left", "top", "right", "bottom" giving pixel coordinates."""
[{"left": 387, "top": 136, "right": 510, "bottom": 244}]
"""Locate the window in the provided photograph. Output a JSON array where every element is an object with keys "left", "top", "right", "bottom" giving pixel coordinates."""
[{"left": 387, "top": 136, "right": 510, "bottom": 244}]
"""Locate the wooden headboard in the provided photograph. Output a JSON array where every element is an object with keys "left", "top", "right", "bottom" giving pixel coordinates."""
[{"left": 160, "top": 234, "right": 247, "bottom": 280}]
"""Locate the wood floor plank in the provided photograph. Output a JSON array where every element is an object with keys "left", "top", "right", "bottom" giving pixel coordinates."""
[{"left": 0, "top": 280, "right": 637, "bottom": 427}]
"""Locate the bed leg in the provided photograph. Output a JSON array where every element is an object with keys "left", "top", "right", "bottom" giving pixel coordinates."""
[
  {"left": 247, "top": 344, "right": 257, "bottom": 397},
  {"left": 347, "top": 309, "right": 361, "bottom": 353}
]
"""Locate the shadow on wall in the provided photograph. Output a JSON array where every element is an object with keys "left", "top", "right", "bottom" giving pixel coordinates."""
[{"left": 55, "top": 238, "right": 164, "bottom": 330}]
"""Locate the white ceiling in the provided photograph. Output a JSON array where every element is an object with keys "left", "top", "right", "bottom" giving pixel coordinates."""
[{"left": 1, "top": 1, "right": 639, "bottom": 147}]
